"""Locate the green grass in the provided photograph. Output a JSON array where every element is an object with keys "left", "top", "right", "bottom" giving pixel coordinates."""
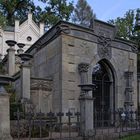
[{"left": 120, "top": 134, "right": 140, "bottom": 140}]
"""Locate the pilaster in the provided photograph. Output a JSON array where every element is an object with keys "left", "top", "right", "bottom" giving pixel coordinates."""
[{"left": 78, "top": 63, "right": 95, "bottom": 138}]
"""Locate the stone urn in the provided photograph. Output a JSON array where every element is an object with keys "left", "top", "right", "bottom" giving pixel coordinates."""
[
  {"left": 17, "top": 43, "right": 25, "bottom": 54},
  {"left": 18, "top": 53, "right": 33, "bottom": 62},
  {"left": 5, "top": 40, "right": 16, "bottom": 48},
  {"left": 17, "top": 43, "right": 25, "bottom": 49}
]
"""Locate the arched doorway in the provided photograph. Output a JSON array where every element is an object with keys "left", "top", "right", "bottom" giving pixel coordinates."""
[{"left": 92, "top": 59, "right": 115, "bottom": 127}]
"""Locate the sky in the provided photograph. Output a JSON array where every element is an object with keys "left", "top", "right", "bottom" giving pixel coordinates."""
[
  {"left": 34, "top": 0, "right": 140, "bottom": 22},
  {"left": 86, "top": 0, "right": 140, "bottom": 21}
]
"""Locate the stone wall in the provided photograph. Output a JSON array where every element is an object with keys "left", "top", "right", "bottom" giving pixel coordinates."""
[
  {"left": 29, "top": 20, "right": 137, "bottom": 113},
  {"left": 31, "top": 36, "right": 62, "bottom": 112},
  {"left": 61, "top": 33, "right": 137, "bottom": 111},
  {"left": 0, "top": 94, "right": 12, "bottom": 140},
  {"left": 31, "top": 78, "right": 53, "bottom": 113}
]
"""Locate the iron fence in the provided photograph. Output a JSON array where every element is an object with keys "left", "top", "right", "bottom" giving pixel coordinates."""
[
  {"left": 93, "top": 109, "right": 140, "bottom": 140},
  {"left": 10, "top": 108, "right": 140, "bottom": 140},
  {"left": 11, "top": 109, "right": 81, "bottom": 140}
]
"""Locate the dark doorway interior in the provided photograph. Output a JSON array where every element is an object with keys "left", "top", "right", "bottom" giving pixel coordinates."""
[{"left": 92, "top": 60, "right": 115, "bottom": 127}]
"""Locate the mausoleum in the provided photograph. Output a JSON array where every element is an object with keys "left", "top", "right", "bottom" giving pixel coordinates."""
[{"left": 0, "top": 18, "right": 139, "bottom": 138}]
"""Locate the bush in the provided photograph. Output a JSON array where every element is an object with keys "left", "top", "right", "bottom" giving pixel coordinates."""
[
  {"left": 31, "top": 126, "right": 49, "bottom": 138},
  {"left": 10, "top": 102, "right": 23, "bottom": 120},
  {"left": 120, "top": 134, "right": 140, "bottom": 140}
]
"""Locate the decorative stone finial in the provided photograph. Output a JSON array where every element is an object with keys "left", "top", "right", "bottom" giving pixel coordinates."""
[
  {"left": 19, "top": 53, "right": 33, "bottom": 62},
  {"left": 5, "top": 40, "right": 17, "bottom": 47},
  {"left": 78, "top": 63, "right": 89, "bottom": 73},
  {"left": 17, "top": 43, "right": 25, "bottom": 54},
  {"left": 17, "top": 43, "right": 25, "bottom": 49}
]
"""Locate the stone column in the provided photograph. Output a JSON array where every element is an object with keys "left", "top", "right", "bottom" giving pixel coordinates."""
[
  {"left": 78, "top": 63, "right": 95, "bottom": 138},
  {"left": 19, "top": 53, "right": 32, "bottom": 100},
  {"left": 6, "top": 40, "right": 16, "bottom": 76},
  {"left": 0, "top": 75, "right": 13, "bottom": 140}
]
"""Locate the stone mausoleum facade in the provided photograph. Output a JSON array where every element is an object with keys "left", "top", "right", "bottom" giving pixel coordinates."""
[
  {"left": 13, "top": 19, "right": 138, "bottom": 113},
  {"left": 0, "top": 18, "right": 139, "bottom": 139},
  {"left": 3, "top": 20, "right": 139, "bottom": 117}
]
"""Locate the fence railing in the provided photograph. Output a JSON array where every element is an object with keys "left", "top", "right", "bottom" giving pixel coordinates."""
[
  {"left": 10, "top": 108, "right": 140, "bottom": 140},
  {"left": 93, "top": 109, "right": 140, "bottom": 139},
  {"left": 11, "top": 109, "right": 81, "bottom": 139}
]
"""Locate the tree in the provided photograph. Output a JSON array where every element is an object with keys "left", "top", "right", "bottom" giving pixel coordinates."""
[
  {"left": 38, "top": 0, "right": 74, "bottom": 28},
  {"left": 0, "top": 12, "right": 7, "bottom": 28},
  {"left": 108, "top": 9, "right": 140, "bottom": 72},
  {"left": 0, "top": 0, "right": 35, "bottom": 25},
  {"left": 72, "top": 0, "right": 95, "bottom": 27},
  {"left": 0, "top": 0, "right": 74, "bottom": 28},
  {"left": 108, "top": 10, "right": 135, "bottom": 40}
]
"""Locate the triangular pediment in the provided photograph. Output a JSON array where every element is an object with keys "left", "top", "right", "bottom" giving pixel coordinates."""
[{"left": 18, "top": 24, "right": 40, "bottom": 43}]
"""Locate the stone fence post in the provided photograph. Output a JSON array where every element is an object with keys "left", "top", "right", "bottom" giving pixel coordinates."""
[
  {"left": 78, "top": 63, "right": 95, "bottom": 138},
  {"left": 19, "top": 53, "right": 32, "bottom": 100},
  {"left": 6, "top": 40, "right": 16, "bottom": 76},
  {"left": 0, "top": 75, "right": 13, "bottom": 140}
]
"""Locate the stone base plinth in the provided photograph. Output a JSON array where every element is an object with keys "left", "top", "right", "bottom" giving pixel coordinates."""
[
  {"left": 79, "top": 95, "right": 94, "bottom": 137},
  {"left": 0, "top": 94, "right": 12, "bottom": 140}
]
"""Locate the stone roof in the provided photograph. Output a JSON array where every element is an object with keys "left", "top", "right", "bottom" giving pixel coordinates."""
[{"left": 25, "top": 20, "right": 138, "bottom": 54}]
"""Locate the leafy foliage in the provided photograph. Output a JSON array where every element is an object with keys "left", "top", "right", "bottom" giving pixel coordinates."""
[
  {"left": 108, "top": 10, "right": 135, "bottom": 40},
  {"left": 0, "top": 0, "right": 73, "bottom": 28},
  {"left": 108, "top": 9, "right": 140, "bottom": 72},
  {"left": 120, "top": 134, "right": 140, "bottom": 140},
  {"left": 0, "top": 63, "right": 6, "bottom": 74},
  {"left": 38, "top": 0, "right": 74, "bottom": 28},
  {"left": 0, "top": 0, "right": 35, "bottom": 25},
  {"left": 72, "top": 0, "right": 95, "bottom": 27},
  {"left": 8, "top": 86, "right": 23, "bottom": 120},
  {"left": 0, "top": 12, "right": 7, "bottom": 28}
]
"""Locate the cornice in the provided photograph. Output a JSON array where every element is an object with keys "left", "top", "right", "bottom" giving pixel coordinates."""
[{"left": 25, "top": 20, "right": 137, "bottom": 54}]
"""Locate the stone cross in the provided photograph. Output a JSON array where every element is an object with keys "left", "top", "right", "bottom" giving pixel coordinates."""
[{"left": 28, "top": 6, "right": 32, "bottom": 13}]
